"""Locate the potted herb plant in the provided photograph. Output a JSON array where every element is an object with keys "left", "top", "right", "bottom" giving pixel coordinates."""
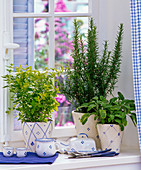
[
  {"left": 79, "top": 92, "right": 137, "bottom": 152},
  {"left": 59, "top": 18, "right": 123, "bottom": 148},
  {"left": 2, "top": 64, "right": 61, "bottom": 152}
]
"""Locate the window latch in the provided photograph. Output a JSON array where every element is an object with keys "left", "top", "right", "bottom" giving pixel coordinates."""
[{"left": 4, "top": 43, "right": 20, "bottom": 60}]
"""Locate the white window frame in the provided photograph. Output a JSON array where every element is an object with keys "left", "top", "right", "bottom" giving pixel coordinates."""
[{"left": 0, "top": 0, "right": 99, "bottom": 144}]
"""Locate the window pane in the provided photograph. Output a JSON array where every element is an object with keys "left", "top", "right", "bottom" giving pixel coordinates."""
[
  {"left": 13, "top": 0, "right": 49, "bottom": 13},
  {"left": 13, "top": 0, "right": 88, "bottom": 13},
  {"left": 34, "top": 18, "right": 49, "bottom": 70},
  {"left": 55, "top": 0, "right": 88, "bottom": 13},
  {"left": 55, "top": 17, "right": 88, "bottom": 68},
  {"left": 54, "top": 17, "right": 88, "bottom": 126}
]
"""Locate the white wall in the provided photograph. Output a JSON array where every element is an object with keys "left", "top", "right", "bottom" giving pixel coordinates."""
[{"left": 96, "top": 0, "right": 139, "bottom": 149}]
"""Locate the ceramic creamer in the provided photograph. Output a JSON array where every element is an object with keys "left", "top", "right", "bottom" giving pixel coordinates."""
[{"left": 35, "top": 138, "right": 57, "bottom": 157}]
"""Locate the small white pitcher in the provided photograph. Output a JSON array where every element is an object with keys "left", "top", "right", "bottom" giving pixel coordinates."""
[{"left": 35, "top": 138, "right": 58, "bottom": 157}]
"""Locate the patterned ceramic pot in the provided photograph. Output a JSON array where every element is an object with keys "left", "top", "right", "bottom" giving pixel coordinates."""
[
  {"left": 97, "top": 124, "right": 123, "bottom": 153},
  {"left": 22, "top": 122, "right": 53, "bottom": 152},
  {"left": 72, "top": 111, "right": 101, "bottom": 149}
]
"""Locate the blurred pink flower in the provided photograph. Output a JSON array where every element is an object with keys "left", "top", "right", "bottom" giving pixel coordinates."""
[
  {"left": 54, "top": 111, "right": 58, "bottom": 119},
  {"left": 64, "top": 121, "right": 74, "bottom": 126},
  {"left": 55, "top": 0, "right": 70, "bottom": 12},
  {"left": 69, "top": 56, "right": 74, "bottom": 63},
  {"left": 35, "top": 18, "right": 41, "bottom": 23},
  {"left": 66, "top": 100, "right": 71, "bottom": 105},
  {"left": 55, "top": 18, "right": 61, "bottom": 22},
  {"left": 35, "top": 32, "right": 39, "bottom": 40},
  {"left": 56, "top": 122, "right": 62, "bottom": 126},
  {"left": 55, "top": 94, "right": 66, "bottom": 104},
  {"left": 44, "top": 58, "right": 48, "bottom": 61}
]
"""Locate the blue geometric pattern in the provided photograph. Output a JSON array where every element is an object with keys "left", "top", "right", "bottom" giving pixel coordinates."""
[
  {"left": 22, "top": 122, "right": 53, "bottom": 152},
  {"left": 7, "top": 151, "right": 11, "bottom": 155},
  {"left": 81, "top": 140, "right": 84, "bottom": 144},
  {"left": 97, "top": 124, "right": 123, "bottom": 152},
  {"left": 130, "top": 0, "right": 141, "bottom": 151},
  {"left": 49, "top": 145, "right": 52, "bottom": 149},
  {"left": 43, "top": 152, "right": 46, "bottom": 156}
]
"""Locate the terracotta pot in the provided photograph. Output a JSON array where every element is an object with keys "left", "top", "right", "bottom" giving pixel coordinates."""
[
  {"left": 72, "top": 111, "right": 101, "bottom": 149},
  {"left": 22, "top": 122, "right": 53, "bottom": 152},
  {"left": 97, "top": 124, "right": 123, "bottom": 153}
]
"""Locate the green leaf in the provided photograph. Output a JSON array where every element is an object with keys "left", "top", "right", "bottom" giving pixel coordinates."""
[
  {"left": 80, "top": 113, "right": 92, "bottom": 125},
  {"left": 120, "top": 125, "right": 124, "bottom": 131},
  {"left": 92, "top": 96, "right": 98, "bottom": 101},
  {"left": 87, "top": 104, "right": 96, "bottom": 112},
  {"left": 122, "top": 119, "right": 127, "bottom": 126},
  {"left": 109, "top": 115, "right": 115, "bottom": 120},
  {"left": 108, "top": 118, "right": 111, "bottom": 123},
  {"left": 115, "top": 119, "right": 121, "bottom": 125},
  {"left": 100, "top": 119, "right": 105, "bottom": 124},
  {"left": 118, "top": 92, "right": 124, "bottom": 100},
  {"left": 111, "top": 105, "right": 121, "bottom": 110},
  {"left": 110, "top": 97, "right": 117, "bottom": 103},
  {"left": 115, "top": 114, "right": 123, "bottom": 118},
  {"left": 99, "top": 110, "right": 106, "bottom": 119},
  {"left": 129, "top": 113, "right": 137, "bottom": 126},
  {"left": 100, "top": 96, "right": 106, "bottom": 101}
]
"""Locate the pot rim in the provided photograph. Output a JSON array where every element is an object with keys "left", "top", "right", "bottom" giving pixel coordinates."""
[
  {"left": 16, "top": 147, "right": 27, "bottom": 151},
  {"left": 22, "top": 121, "right": 53, "bottom": 124},
  {"left": 3, "top": 147, "right": 14, "bottom": 150},
  {"left": 35, "top": 138, "right": 55, "bottom": 142},
  {"left": 72, "top": 110, "right": 86, "bottom": 114}
]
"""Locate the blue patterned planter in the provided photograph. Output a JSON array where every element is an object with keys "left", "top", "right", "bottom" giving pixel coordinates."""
[
  {"left": 97, "top": 124, "right": 123, "bottom": 153},
  {"left": 22, "top": 122, "right": 53, "bottom": 152},
  {"left": 72, "top": 111, "right": 101, "bottom": 150}
]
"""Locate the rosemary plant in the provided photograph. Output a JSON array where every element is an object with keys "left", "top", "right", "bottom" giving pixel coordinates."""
[{"left": 59, "top": 18, "right": 123, "bottom": 110}]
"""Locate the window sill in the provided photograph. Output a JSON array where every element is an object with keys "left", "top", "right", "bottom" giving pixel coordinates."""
[{"left": 0, "top": 147, "right": 140, "bottom": 170}]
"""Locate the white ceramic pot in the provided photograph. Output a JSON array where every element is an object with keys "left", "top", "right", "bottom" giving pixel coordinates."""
[
  {"left": 22, "top": 122, "right": 53, "bottom": 152},
  {"left": 72, "top": 111, "right": 101, "bottom": 149},
  {"left": 97, "top": 124, "right": 123, "bottom": 153}
]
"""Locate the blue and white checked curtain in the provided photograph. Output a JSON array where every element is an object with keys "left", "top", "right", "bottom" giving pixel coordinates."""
[{"left": 130, "top": 0, "right": 141, "bottom": 151}]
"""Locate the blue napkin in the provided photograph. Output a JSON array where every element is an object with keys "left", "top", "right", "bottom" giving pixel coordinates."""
[{"left": 0, "top": 152, "right": 58, "bottom": 164}]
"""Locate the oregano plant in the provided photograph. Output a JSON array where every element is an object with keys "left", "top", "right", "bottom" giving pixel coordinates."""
[
  {"left": 2, "top": 64, "right": 61, "bottom": 123},
  {"left": 59, "top": 18, "right": 123, "bottom": 110}
]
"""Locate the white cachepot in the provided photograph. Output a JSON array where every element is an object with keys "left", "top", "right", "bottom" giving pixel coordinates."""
[
  {"left": 22, "top": 122, "right": 53, "bottom": 152},
  {"left": 97, "top": 124, "right": 123, "bottom": 153},
  {"left": 72, "top": 111, "right": 101, "bottom": 149}
]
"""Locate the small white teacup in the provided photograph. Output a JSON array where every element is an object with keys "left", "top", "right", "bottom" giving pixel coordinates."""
[
  {"left": 3, "top": 147, "right": 14, "bottom": 157},
  {"left": 16, "top": 147, "right": 27, "bottom": 157},
  {"left": 35, "top": 138, "right": 58, "bottom": 157}
]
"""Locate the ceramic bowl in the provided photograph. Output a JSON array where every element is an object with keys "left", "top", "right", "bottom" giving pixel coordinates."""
[
  {"left": 3, "top": 147, "right": 14, "bottom": 157},
  {"left": 35, "top": 138, "right": 57, "bottom": 157},
  {"left": 69, "top": 133, "right": 97, "bottom": 153},
  {"left": 16, "top": 147, "right": 27, "bottom": 157}
]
